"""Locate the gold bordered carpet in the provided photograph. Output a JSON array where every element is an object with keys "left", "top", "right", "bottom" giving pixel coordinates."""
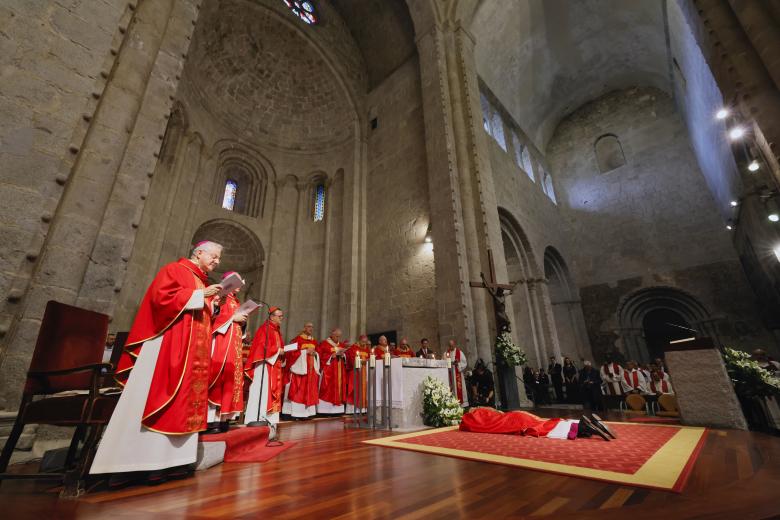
[{"left": 364, "top": 422, "right": 707, "bottom": 492}]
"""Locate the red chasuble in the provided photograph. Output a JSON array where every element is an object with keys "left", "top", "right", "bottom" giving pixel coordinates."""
[
  {"left": 287, "top": 333, "right": 320, "bottom": 408},
  {"left": 346, "top": 344, "right": 371, "bottom": 408},
  {"left": 391, "top": 346, "right": 414, "bottom": 358},
  {"left": 460, "top": 407, "right": 560, "bottom": 437},
  {"left": 245, "top": 320, "right": 284, "bottom": 415},
  {"left": 373, "top": 347, "right": 391, "bottom": 359},
  {"left": 317, "top": 338, "right": 347, "bottom": 406},
  {"left": 207, "top": 294, "right": 244, "bottom": 416},
  {"left": 116, "top": 258, "right": 212, "bottom": 434}
]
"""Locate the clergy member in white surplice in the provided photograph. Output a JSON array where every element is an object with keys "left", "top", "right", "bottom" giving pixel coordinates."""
[
  {"left": 244, "top": 307, "right": 285, "bottom": 428},
  {"left": 621, "top": 360, "right": 649, "bottom": 394},
  {"left": 445, "top": 339, "right": 469, "bottom": 407},
  {"left": 90, "top": 241, "right": 224, "bottom": 479},
  {"left": 600, "top": 358, "right": 626, "bottom": 396},
  {"left": 282, "top": 322, "right": 320, "bottom": 419}
]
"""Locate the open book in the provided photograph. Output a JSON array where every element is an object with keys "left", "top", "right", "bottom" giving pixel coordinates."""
[
  {"left": 236, "top": 299, "right": 261, "bottom": 316},
  {"left": 218, "top": 272, "right": 245, "bottom": 296}
]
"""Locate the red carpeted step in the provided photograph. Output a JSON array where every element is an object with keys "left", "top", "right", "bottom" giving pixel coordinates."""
[{"left": 200, "top": 427, "right": 296, "bottom": 463}]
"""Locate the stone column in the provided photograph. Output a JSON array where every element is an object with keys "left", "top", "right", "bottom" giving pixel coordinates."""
[
  {"left": 0, "top": 0, "right": 199, "bottom": 409},
  {"left": 319, "top": 178, "right": 334, "bottom": 339},
  {"left": 285, "top": 182, "right": 307, "bottom": 339}
]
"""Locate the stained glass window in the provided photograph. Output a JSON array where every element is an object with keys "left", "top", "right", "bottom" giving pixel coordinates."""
[
  {"left": 222, "top": 179, "right": 237, "bottom": 211},
  {"left": 283, "top": 0, "right": 318, "bottom": 25},
  {"left": 314, "top": 184, "right": 325, "bottom": 222}
]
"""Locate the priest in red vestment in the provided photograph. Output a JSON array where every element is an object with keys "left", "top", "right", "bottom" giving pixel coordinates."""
[
  {"left": 90, "top": 241, "right": 224, "bottom": 477},
  {"left": 346, "top": 335, "right": 372, "bottom": 413},
  {"left": 282, "top": 322, "right": 320, "bottom": 419},
  {"left": 392, "top": 337, "right": 415, "bottom": 358},
  {"left": 445, "top": 339, "right": 469, "bottom": 406},
  {"left": 316, "top": 328, "right": 347, "bottom": 414},
  {"left": 373, "top": 335, "right": 392, "bottom": 359},
  {"left": 206, "top": 272, "right": 248, "bottom": 433},
  {"left": 244, "top": 306, "right": 284, "bottom": 427}
]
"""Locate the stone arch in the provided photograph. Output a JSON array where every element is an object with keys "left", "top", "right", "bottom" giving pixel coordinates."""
[
  {"left": 617, "top": 286, "right": 715, "bottom": 363},
  {"left": 498, "top": 208, "right": 550, "bottom": 369},
  {"left": 595, "top": 133, "right": 626, "bottom": 173},
  {"left": 544, "top": 246, "right": 590, "bottom": 362},
  {"left": 191, "top": 219, "right": 265, "bottom": 329}
]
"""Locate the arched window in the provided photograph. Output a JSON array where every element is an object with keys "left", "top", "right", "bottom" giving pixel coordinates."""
[
  {"left": 222, "top": 179, "right": 238, "bottom": 211},
  {"left": 512, "top": 131, "right": 523, "bottom": 168},
  {"left": 543, "top": 171, "right": 557, "bottom": 204},
  {"left": 480, "top": 93, "right": 506, "bottom": 151},
  {"left": 313, "top": 183, "right": 325, "bottom": 222},
  {"left": 283, "top": 0, "right": 318, "bottom": 24},
  {"left": 521, "top": 146, "right": 535, "bottom": 182},
  {"left": 595, "top": 134, "right": 626, "bottom": 173}
]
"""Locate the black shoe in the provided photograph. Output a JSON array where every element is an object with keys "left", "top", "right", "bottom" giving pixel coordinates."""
[
  {"left": 165, "top": 464, "right": 194, "bottom": 480},
  {"left": 218, "top": 421, "right": 230, "bottom": 433},
  {"left": 579, "top": 415, "right": 609, "bottom": 441},
  {"left": 590, "top": 413, "right": 617, "bottom": 439}
]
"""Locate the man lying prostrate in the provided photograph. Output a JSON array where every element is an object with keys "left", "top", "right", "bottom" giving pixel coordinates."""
[{"left": 459, "top": 407, "right": 613, "bottom": 441}]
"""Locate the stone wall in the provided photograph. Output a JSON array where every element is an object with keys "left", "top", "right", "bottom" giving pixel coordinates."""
[
  {"left": 364, "top": 55, "right": 438, "bottom": 350},
  {"left": 548, "top": 87, "right": 775, "bottom": 360}
]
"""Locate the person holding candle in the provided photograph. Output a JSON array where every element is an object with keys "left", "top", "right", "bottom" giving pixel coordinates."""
[
  {"left": 373, "top": 335, "right": 392, "bottom": 359},
  {"left": 445, "top": 339, "right": 469, "bottom": 407},
  {"left": 346, "top": 335, "right": 372, "bottom": 413}
]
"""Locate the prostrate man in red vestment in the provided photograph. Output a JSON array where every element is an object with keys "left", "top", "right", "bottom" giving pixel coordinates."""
[
  {"left": 392, "top": 337, "right": 415, "bottom": 358},
  {"left": 445, "top": 339, "right": 469, "bottom": 406},
  {"left": 282, "top": 322, "right": 320, "bottom": 419},
  {"left": 622, "top": 360, "right": 649, "bottom": 394},
  {"left": 600, "top": 358, "right": 625, "bottom": 396},
  {"left": 317, "top": 328, "right": 347, "bottom": 414},
  {"left": 205, "top": 271, "right": 248, "bottom": 434},
  {"left": 90, "top": 241, "right": 224, "bottom": 478},
  {"left": 245, "top": 307, "right": 285, "bottom": 428},
  {"left": 346, "top": 335, "right": 372, "bottom": 413}
]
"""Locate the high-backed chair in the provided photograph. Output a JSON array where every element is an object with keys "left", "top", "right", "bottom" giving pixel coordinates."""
[
  {"left": 0, "top": 301, "right": 111, "bottom": 497},
  {"left": 624, "top": 393, "right": 647, "bottom": 415},
  {"left": 657, "top": 394, "right": 681, "bottom": 417}
]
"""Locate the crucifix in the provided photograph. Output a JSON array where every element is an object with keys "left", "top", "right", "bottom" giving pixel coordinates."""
[{"left": 470, "top": 249, "right": 519, "bottom": 334}]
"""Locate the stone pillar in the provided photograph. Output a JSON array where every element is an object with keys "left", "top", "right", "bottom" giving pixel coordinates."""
[
  {"left": 0, "top": 0, "right": 199, "bottom": 409},
  {"left": 286, "top": 182, "right": 307, "bottom": 338}
]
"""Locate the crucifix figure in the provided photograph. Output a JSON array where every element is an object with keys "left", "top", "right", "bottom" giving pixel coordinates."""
[{"left": 470, "top": 249, "right": 519, "bottom": 334}]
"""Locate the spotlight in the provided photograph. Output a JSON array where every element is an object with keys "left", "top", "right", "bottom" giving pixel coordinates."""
[
  {"left": 768, "top": 197, "right": 780, "bottom": 222},
  {"left": 748, "top": 160, "right": 760, "bottom": 172},
  {"left": 728, "top": 126, "right": 746, "bottom": 140},
  {"left": 770, "top": 214, "right": 779, "bottom": 223},
  {"left": 716, "top": 108, "right": 730, "bottom": 120},
  {"left": 774, "top": 245, "right": 780, "bottom": 263},
  {"left": 730, "top": 200, "right": 738, "bottom": 207}
]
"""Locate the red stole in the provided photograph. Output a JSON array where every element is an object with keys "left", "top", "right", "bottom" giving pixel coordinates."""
[
  {"left": 246, "top": 320, "right": 284, "bottom": 415},
  {"left": 208, "top": 294, "right": 244, "bottom": 415},
  {"left": 117, "top": 258, "right": 212, "bottom": 434},
  {"left": 316, "top": 338, "right": 346, "bottom": 405},
  {"left": 287, "top": 333, "right": 319, "bottom": 407},
  {"left": 650, "top": 379, "right": 669, "bottom": 393},
  {"left": 392, "top": 346, "right": 414, "bottom": 358},
  {"left": 624, "top": 370, "right": 641, "bottom": 390},
  {"left": 447, "top": 348, "right": 464, "bottom": 403}
]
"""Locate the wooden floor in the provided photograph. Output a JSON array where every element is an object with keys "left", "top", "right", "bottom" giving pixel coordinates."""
[{"left": 3, "top": 409, "right": 780, "bottom": 519}]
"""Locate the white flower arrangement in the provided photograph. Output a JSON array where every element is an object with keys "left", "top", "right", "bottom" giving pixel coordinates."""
[
  {"left": 495, "top": 331, "right": 527, "bottom": 367},
  {"left": 723, "top": 347, "right": 780, "bottom": 398},
  {"left": 421, "top": 376, "right": 464, "bottom": 427}
]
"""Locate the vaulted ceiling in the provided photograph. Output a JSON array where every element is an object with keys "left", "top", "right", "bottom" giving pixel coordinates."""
[{"left": 471, "top": 0, "right": 672, "bottom": 152}]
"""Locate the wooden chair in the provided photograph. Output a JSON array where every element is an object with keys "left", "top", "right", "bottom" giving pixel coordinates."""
[
  {"left": 657, "top": 394, "right": 681, "bottom": 417},
  {"left": 0, "top": 301, "right": 112, "bottom": 497},
  {"left": 624, "top": 393, "right": 647, "bottom": 415}
]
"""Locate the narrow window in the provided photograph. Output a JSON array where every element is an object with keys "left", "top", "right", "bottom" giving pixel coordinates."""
[
  {"left": 314, "top": 183, "right": 325, "bottom": 222},
  {"left": 222, "top": 179, "right": 238, "bottom": 211}
]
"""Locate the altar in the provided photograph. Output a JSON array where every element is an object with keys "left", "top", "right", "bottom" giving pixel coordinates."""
[{"left": 371, "top": 358, "right": 452, "bottom": 430}]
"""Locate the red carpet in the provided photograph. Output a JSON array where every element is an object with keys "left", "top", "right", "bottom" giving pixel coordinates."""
[
  {"left": 200, "top": 427, "right": 296, "bottom": 462},
  {"left": 365, "top": 422, "right": 707, "bottom": 492}
]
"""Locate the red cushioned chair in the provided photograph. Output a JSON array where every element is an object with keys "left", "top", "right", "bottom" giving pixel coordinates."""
[{"left": 0, "top": 300, "right": 113, "bottom": 497}]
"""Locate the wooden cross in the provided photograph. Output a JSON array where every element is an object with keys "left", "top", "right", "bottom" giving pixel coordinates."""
[{"left": 470, "top": 249, "right": 515, "bottom": 292}]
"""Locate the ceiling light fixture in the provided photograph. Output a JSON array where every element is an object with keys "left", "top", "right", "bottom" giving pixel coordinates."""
[
  {"left": 716, "top": 108, "right": 730, "bottom": 120},
  {"left": 729, "top": 126, "right": 746, "bottom": 140}
]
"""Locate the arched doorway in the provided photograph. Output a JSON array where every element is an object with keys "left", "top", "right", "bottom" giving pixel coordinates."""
[
  {"left": 641, "top": 308, "right": 693, "bottom": 361},
  {"left": 618, "top": 286, "right": 715, "bottom": 363},
  {"left": 543, "top": 247, "right": 590, "bottom": 362},
  {"left": 192, "top": 219, "right": 265, "bottom": 331}
]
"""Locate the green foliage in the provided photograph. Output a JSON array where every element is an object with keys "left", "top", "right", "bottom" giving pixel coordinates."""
[
  {"left": 495, "top": 332, "right": 527, "bottom": 367},
  {"left": 421, "top": 376, "right": 464, "bottom": 427},
  {"left": 722, "top": 347, "right": 780, "bottom": 399}
]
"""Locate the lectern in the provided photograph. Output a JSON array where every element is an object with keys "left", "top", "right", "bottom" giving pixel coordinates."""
[{"left": 664, "top": 337, "right": 747, "bottom": 429}]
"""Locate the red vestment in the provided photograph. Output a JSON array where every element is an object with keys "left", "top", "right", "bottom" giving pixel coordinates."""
[
  {"left": 373, "top": 347, "right": 391, "bottom": 359},
  {"left": 286, "top": 334, "right": 320, "bottom": 409},
  {"left": 346, "top": 344, "right": 371, "bottom": 408},
  {"left": 245, "top": 320, "right": 284, "bottom": 416},
  {"left": 392, "top": 346, "right": 415, "bottom": 358},
  {"left": 116, "top": 258, "right": 213, "bottom": 434},
  {"left": 208, "top": 294, "right": 244, "bottom": 416},
  {"left": 317, "top": 338, "right": 347, "bottom": 406},
  {"left": 460, "top": 407, "right": 561, "bottom": 437}
]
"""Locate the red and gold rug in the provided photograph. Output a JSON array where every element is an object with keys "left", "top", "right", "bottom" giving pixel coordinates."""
[{"left": 364, "top": 422, "right": 707, "bottom": 492}]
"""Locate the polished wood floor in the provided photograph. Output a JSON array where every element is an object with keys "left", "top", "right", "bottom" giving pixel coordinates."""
[{"left": 2, "top": 409, "right": 780, "bottom": 519}]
